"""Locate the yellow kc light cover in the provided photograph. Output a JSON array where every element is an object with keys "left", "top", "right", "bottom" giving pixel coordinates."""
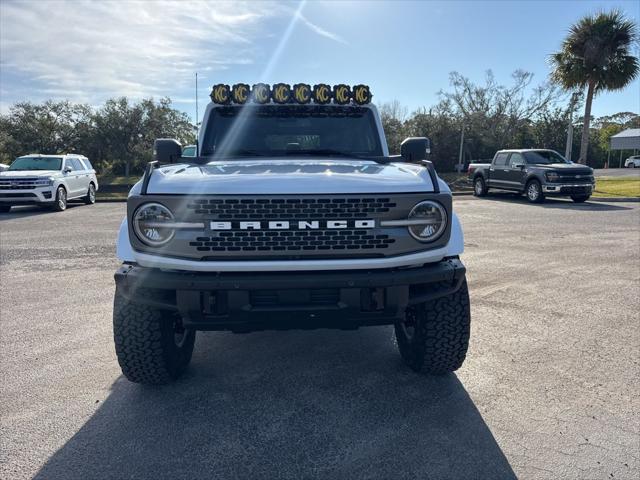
[
  {"left": 210, "top": 83, "right": 372, "bottom": 105},
  {"left": 293, "top": 83, "right": 312, "bottom": 104},
  {"left": 312, "top": 84, "right": 332, "bottom": 104},
  {"left": 210, "top": 84, "right": 231, "bottom": 104},
  {"left": 251, "top": 83, "right": 271, "bottom": 104},
  {"left": 231, "top": 83, "right": 250, "bottom": 104},
  {"left": 353, "top": 84, "right": 372, "bottom": 105},
  {"left": 333, "top": 84, "right": 351, "bottom": 105},
  {"left": 272, "top": 83, "right": 291, "bottom": 104}
]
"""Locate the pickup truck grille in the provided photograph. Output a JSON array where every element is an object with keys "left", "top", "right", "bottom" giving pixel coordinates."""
[{"left": 187, "top": 197, "right": 397, "bottom": 219}]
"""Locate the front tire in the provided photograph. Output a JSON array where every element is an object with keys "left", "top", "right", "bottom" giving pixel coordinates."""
[
  {"left": 395, "top": 280, "right": 471, "bottom": 375},
  {"left": 473, "top": 176, "right": 488, "bottom": 197},
  {"left": 526, "top": 180, "right": 545, "bottom": 203},
  {"left": 571, "top": 194, "right": 590, "bottom": 203},
  {"left": 84, "top": 183, "right": 96, "bottom": 204},
  {"left": 113, "top": 293, "right": 196, "bottom": 385},
  {"left": 52, "top": 186, "right": 67, "bottom": 211}
]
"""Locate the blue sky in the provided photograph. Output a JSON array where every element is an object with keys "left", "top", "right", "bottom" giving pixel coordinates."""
[{"left": 1, "top": 0, "right": 639, "bottom": 122}]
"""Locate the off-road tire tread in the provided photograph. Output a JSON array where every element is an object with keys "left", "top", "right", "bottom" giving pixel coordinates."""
[
  {"left": 395, "top": 280, "right": 471, "bottom": 375},
  {"left": 113, "top": 293, "right": 194, "bottom": 385}
]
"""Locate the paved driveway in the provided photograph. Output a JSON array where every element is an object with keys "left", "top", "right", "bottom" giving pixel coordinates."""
[{"left": 1, "top": 196, "right": 638, "bottom": 479}]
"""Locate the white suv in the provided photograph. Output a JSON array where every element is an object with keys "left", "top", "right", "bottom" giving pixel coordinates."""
[
  {"left": 624, "top": 155, "right": 640, "bottom": 168},
  {"left": 0, "top": 154, "right": 98, "bottom": 212}
]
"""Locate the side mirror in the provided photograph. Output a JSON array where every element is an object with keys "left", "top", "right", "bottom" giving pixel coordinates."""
[
  {"left": 400, "top": 137, "right": 431, "bottom": 163},
  {"left": 154, "top": 139, "right": 182, "bottom": 163},
  {"left": 513, "top": 162, "right": 525, "bottom": 169},
  {"left": 63, "top": 165, "right": 72, "bottom": 173}
]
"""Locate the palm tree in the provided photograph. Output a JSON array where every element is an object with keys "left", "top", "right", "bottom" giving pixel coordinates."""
[{"left": 550, "top": 10, "right": 638, "bottom": 164}]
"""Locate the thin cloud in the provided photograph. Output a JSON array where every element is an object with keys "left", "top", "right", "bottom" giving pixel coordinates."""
[{"left": 296, "top": 12, "right": 348, "bottom": 45}]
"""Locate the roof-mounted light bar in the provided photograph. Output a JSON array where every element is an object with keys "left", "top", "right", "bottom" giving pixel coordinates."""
[{"left": 210, "top": 83, "right": 372, "bottom": 105}]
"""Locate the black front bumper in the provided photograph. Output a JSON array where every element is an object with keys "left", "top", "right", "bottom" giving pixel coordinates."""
[{"left": 114, "top": 258, "right": 466, "bottom": 332}]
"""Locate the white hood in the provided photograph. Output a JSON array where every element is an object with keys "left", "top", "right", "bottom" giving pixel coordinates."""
[
  {"left": 145, "top": 159, "right": 438, "bottom": 195},
  {"left": 0, "top": 170, "right": 59, "bottom": 178}
]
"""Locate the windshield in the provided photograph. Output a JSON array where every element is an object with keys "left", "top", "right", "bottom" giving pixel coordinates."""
[
  {"left": 201, "top": 106, "right": 383, "bottom": 158},
  {"left": 9, "top": 156, "right": 63, "bottom": 171},
  {"left": 524, "top": 150, "right": 569, "bottom": 165}
]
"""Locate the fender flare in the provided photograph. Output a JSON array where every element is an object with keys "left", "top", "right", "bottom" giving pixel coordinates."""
[{"left": 116, "top": 217, "right": 135, "bottom": 262}]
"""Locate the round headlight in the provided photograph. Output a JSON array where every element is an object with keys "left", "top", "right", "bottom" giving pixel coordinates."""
[
  {"left": 407, "top": 201, "right": 447, "bottom": 242},
  {"left": 133, "top": 203, "right": 175, "bottom": 246}
]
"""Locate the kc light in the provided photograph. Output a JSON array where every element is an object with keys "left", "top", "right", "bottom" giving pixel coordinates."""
[
  {"left": 333, "top": 84, "right": 351, "bottom": 105},
  {"left": 252, "top": 83, "right": 271, "bottom": 104},
  {"left": 231, "top": 83, "right": 250, "bottom": 104},
  {"left": 272, "top": 83, "right": 291, "bottom": 104},
  {"left": 312, "top": 84, "right": 332, "bottom": 104},
  {"left": 210, "top": 84, "right": 231, "bottom": 104},
  {"left": 353, "top": 84, "right": 372, "bottom": 105},
  {"left": 407, "top": 201, "right": 447, "bottom": 242},
  {"left": 133, "top": 203, "right": 175, "bottom": 247},
  {"left": 293, "top": 83, "right": 311, "bottom": 103}
]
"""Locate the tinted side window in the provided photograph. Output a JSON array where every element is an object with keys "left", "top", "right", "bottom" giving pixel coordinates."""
[
  {"left": 494, "top": 153, "right": 509, "bottom": 166},
  {"left": 509, "top": 153, "right": 525, "bottom": 167},
  {"left": 70, "top": 159, "right": 83, "bottom": 171}
]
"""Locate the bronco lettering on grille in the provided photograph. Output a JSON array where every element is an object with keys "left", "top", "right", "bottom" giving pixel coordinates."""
[{"left": 210, "top": 219, "right": 376, "bottom": 231}]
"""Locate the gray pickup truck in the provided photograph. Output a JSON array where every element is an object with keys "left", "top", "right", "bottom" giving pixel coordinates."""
[{"left": 468, "top": 149, "right": 595, "bottom": 203}]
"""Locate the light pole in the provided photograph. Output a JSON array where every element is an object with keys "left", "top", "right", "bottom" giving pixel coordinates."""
[
  {"left": 457, "top": 123, "right": 465, "bottom": 173},
  {"left": 565, "top": 92, "right": 580, "bottom": 161}
]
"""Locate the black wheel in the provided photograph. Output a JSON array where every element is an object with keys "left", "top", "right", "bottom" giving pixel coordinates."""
[
  {"left": 473, "top": 176, "right": 488, "bottom": 197},
  {"left": 0, "top": 206, "right": 11, "bottom": 213},
  {"left": 113, "top": 293, "right": 196, "bottom": 385},
  {"left": 395, "top": 279, "right": 471, "bottom": 375},
  {"left": 571, "top": 194, "right": 590, "bottom": 203},
  {"left": 84, "top": 183, "right": 96, "bottom": 204},
  {"left": 52, "top": 186, "right": 67, "bottom": 211},
  {"left": 525, "top": 179, "right": 545, "bottom": 203},
  {"left": 628, "top": 163, "right": 635, "bottom": 168}
]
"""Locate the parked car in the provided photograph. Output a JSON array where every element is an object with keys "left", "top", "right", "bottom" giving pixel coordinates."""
[
  {"left": 112, "top": 82, "right": 470, "bottom": 384},
  {"left": 624, "top": 155, "right": 640, "bottom": 168},
  {"left": 468, "top": 149, "right": 594, "bottom": 203},
  {"left": 182, "top": 145, "right": 197, "bottom": 157},
  {"left": 0, "top": 154, "right": 98, "bottom": 212}
]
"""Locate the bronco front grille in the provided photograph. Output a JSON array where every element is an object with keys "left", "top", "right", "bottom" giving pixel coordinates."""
[
  {"left": 128, "top": 193, "right": 453, "bottom": 260},
  {"left": 186, "top": 197, "right": 397, "bottom": 219},
  {"left": 189, "top": 229, "right": 395, "bottom": 252}
]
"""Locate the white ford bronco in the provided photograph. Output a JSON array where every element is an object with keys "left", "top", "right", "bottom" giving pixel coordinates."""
[{"left": 113, "top": 83, "right": 470, "bottom": 384}]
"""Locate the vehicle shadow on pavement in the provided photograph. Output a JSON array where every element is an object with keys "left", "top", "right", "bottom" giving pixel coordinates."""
[
  {"left": 34, "top": 327, "right": 516, "bottom": 480},
  {"left": 0, "top": 203, "right": 85, "bottom": 220},
  {"left": 478, "top": 192, "right": 633, "bottom": 211}
]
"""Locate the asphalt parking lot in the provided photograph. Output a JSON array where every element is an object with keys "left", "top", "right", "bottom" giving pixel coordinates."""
[{"left": 1, "top": 195, "right": 639, "bottom": 480}]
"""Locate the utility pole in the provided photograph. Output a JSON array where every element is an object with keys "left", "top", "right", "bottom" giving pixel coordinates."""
[
  {"left": 565, "top": 92, "right": 579, "bottom": 161},
  {"left": 457, "top": 123, "right": 465, "bottom": 173}
]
